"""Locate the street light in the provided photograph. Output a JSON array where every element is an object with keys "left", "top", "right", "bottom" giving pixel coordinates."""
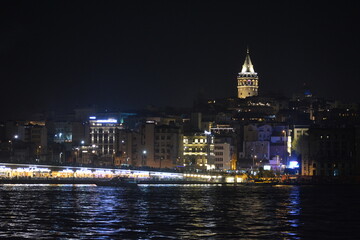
[
  {"left": 282, "top": 130, "right": 287, "bottom": 165},
  {"left": 142, "top": 150, "right": 147, "bottom": 166},
  {"left": 59, "top": 152, "right": 63, "bottom": 164},
  {"left": 252, "top": 155, "right": 257, "bottom": 169},
  {"left": 160, "top": 157, "right": 163, "bottom": 169}
]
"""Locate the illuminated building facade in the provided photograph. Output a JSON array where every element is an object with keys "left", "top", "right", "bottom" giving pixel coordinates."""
[
  {"left": 89, "top": 117, "right": 122, "bottom": 157},
  {"left": 237, "top": 48, "right": 259, "bottom": 98},
  {"left": 183, "top": 133, "right": 215, "bottom": 170}
]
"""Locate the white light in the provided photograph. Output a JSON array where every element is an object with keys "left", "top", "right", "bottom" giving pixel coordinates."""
[
  {"left": 76, "top": 169, "right": 92, "bottom": 174},
  {"left": 264, "top": 165, "right": 271, "bottom": 171},
  {"left": 81, "top": 140, "right": 85, "bottom": 144},
  {"left": 95, "top": 119, "right": 117, "bottom": 123},
  {"left": 226, "top": 177, "right": 235, "bottom": 183},
  {"left": 0, "top": 166, "right": 11, "bottom": 172},
  {"left": 89, "top": 116, "right": 96, "bottom": 119},
  {"left": 14, "top": 135, "right": 18, "bottom": 139},
  {"left": 143, "top": 150, "right": 147, "bottom": 154},
  {"left": 288, "top": 161, "right": 299, "bottom": 169}
]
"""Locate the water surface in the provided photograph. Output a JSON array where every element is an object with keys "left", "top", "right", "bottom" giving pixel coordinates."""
[{"left": 1, "top": 184, "right": 359, "bottom": 239}]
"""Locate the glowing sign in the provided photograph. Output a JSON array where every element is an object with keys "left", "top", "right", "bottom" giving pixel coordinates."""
[
  {"left": 95, "top": 119, "right": 117, "bottom": 123},
  {"left": 288, "top": 161, "right": 299, "bottom": 169},
  {"left": 263, "top": 165, "right": 271, "bottom": 171}
]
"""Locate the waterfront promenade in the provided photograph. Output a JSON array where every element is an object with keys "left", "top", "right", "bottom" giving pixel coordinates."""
[
  {"left": 0, "top": 162, "right": 247, "bottom": 185},
  {"left": 3, "top": 162, "right": 355, "bottom": 185}
]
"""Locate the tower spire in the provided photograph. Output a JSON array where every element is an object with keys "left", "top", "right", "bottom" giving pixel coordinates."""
[
  {"left": 241, "top": 48, "right": 255, "bottom": 73},
  {"left": 237, "top": 48, "right": 259, "bottom": 98}
]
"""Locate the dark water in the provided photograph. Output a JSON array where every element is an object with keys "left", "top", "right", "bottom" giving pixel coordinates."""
[{"left": 1, "top": 184, "right": 359, "bottom": 240}]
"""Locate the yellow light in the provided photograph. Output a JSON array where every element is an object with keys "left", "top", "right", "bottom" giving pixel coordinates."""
[{"left": 225, "top": 177, "right": 235, "bottom": 183}]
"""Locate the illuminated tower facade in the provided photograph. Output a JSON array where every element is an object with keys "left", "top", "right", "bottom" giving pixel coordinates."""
[{"left": 237, "top": 48, "right": 259, "bottom": 98}]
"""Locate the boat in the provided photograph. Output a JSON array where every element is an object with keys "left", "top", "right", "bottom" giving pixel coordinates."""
[{"left": 95, "top": 177, "right": 138, "bottom": 187}]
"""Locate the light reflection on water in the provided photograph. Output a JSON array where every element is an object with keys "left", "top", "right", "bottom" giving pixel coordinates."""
[{"left": 1, "top": 184, "right": 359, "bottom": 239}]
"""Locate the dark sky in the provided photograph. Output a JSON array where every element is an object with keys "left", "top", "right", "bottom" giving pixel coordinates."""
[{"left": 1, "top": 0, "right": 360, "bottom": 119}]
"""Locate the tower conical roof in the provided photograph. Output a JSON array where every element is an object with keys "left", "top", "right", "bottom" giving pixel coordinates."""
[{"left": 241, "top": 48, "right": 255, "bottom": 73}]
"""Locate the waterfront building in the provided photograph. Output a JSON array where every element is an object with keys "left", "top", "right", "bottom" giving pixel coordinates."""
[
  {"left": 117, "top": 120, "right": 183, "bottom": 168},
  {"left": 237, "top": 48, "right": 259, "bottom": 99},
  {"left": 183, "top": 132, "right": 215, "bottom": 170},
  {"left": 240, "top": 124, "right": 272, "bottom": 167},
  {"left": 214, "top": 142, "right": 233, "bottom": 170},
  {"left": 117, "top": 129, "right": 140, "bottom": 166},
  {"left": 138, "top": 121, "right": 183, "bottom": 168},
  {"left": 154, "top": 124, "right": 183, "bottom": 168},
  {"left": 89, "top": 117, "right": 122, "bottom": 165},
  {"left": 210, "top": 125, "right": 238, "bottom": 170},
  {"left": 303, "top": 126, "right": 360, "bottom": 177},
  {"left": 16, "top": 121, "right": 48, "bottom": 162},
  {"left": 270, "top": 129, "right": 290, "bottom": 166},
  {"left": 72, "top": 145, "right": 98, "bottom": 166}
]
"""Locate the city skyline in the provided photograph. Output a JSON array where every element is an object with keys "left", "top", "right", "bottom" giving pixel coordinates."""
[
  {"left": 1, "top": 1, "right": 360, "bottom": 119},
  {"left": 2, "top": 2, "right": 360, "bottom": 239}
]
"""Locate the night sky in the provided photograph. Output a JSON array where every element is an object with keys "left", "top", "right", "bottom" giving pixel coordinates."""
[{"left": 1, "top": 1, "right": 360, "bottom": 119}]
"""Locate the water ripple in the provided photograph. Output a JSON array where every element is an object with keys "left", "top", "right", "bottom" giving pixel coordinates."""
[{"left": 1, "top": 184, "right": 360, "bottom": 239}]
